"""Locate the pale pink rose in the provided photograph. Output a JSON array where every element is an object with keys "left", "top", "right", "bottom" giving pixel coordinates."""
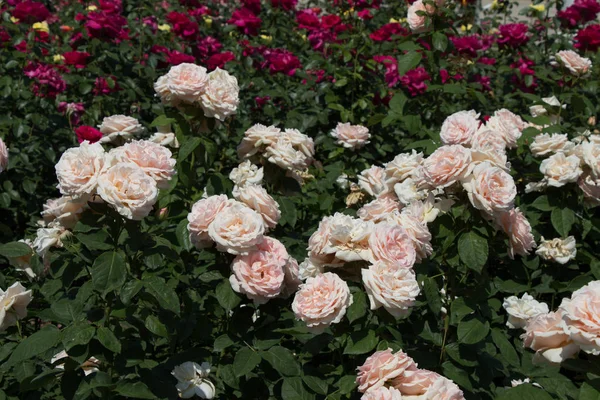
[
  {"left": 440, "top": 110, "right": 480, "bottom": 146},
  {"left": 362, "top": 261, "right": 420, "bottom": 317},
  {"left": 229, "top": 237, "right": 288, "bottom": 304},
  {"left": 385, "top": 150, "right": 424, "bottom": 186},
  {"left": 407, "top": 0, "right": 433, "bottom": 32},
  {"left": 110, "top": 140, "right": 176, "bottom": 189},
  {"left": 462, "top": 162, "right": 516, "bottom": 214},
  {"left": 291, "top": 272, "right": 352, "bottom": 333},
  {"left": 229, "top": 160, "right": 263, "bottom": 187},
  {"left": 530, "top": 133, "right": 570, "bottom": 157},
  {"left": 391, "top": 369, "right": 441, "bottom": 395},
  {"left": 421, "top": 376, "right": 465, "bottom": 400},
  {"left": 360, "top": 387, "right": 403, "bottom": 400},
  {"left": 359, "top": 166, "right": 389, "bottom": 197},
  {"left": 208, "top": 202, "right": 265, "bottom": 255},
  {"left": 389, "top": 211, "right": 432, "bottom": 262},
  {"left": 187, "top": 195, "right": 230, "bottom": 248},
  {"left": 324, "top": 213, "right": 374, "bottom": 263},
  {"left": 237, "top": 124, "right": 281, "bottom": 159},
  {"left": 470, "top": 128, "right": 506, "bottom": 153},
  {"left": 298, "top": 258, "right": 324, "bottom": 280},
  {"left": 307, "top": 215, "right": 343, "bottom": 266},
  {"left": 485, "top": 109, "right": 527, "bottom": 149},
  {"left": 0, "top": 138, "right": 7, "bottom": 173},
  {"left": 555, "top": 50, "right": 592, "bottom": 76},
  {"left": 578, "top": 172, "right": 600, "bottom": 206},
  {"left": 282, "top": 128, "right": 315, "bottom": 159},
  {"left": 356, "top": 348, "right": 416, "bottom": 392},
  {"left": 503, "top": 293, "right": 550, "bottom": 329},
  {"left": 521, "top": 311, "right": 580, "bottom": 364},
  {"left": 154, "top": 63, "right": 209, "bottom": 106},
  {"left": 41, "top": 196, "right": 88, "bottom": 229},
  {"left": 394, "top": 179, "right": 427, "bottom": 206},
  {"left": 559, "top": 280, "right": 600, "bottom": 355},
  {"left": 470, "top": 149, "right": 509, "bottom": 172},
  {"left": 97, "top": 162, "right": 158, "bottom": 220},
  {"left": 401, "top": 194, "right": 453, "bottom": 224},
  {"left": 581, "top": 141, "right": 600, "bottom": 178},
  {"left": 200, "top": 68, "right": 239, "bottom": 121},
  {"left": 98, "top": 115, "right": 144, "bottom": 144},
  {"left": 369, "top": 223, "right": 417, "bottom": 269},
  {"left": 423, "top": 145, "right": 472, "bottom": 188},
  {"left": 331, "top": 122, "right": 371, "bottom": 149},
  {"left": 264, "top": 136, "right": 309, "bottom": 171},
  {"left": 233, "top": 185, "right": 281, "bottom": 229},
  {"left": 0, "top": 282, "right": 33, "bottom": 332},
  {"left": 55, "top": 141, "right": 106, "bottom": 198},
  {"left": 540, "top": 153, "right": 582, "bottom": 187},
  {"left": 282, "top": 256, "right": 302, "bottom": 297},
  {"left": 495, "top": 208, "right": 536, "bottom": 259},
  {"left": 536, "top": 236, "right": 577, "bottom": 264},
  {"left": 357, "top": 194, "right": 402, "bottom": 223}
]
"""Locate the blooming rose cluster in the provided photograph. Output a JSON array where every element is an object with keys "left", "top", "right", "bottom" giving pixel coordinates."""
[
  {"left": 154, "top": 63, "right": 239, "bottom": 121},
  {"left": 507, "top": 280, "right": 600, "bottom": 364},
  {"left": 187, "top": 164, "right": 300, "bottom": 305},
  {"left": 237, "top": 123, "right": 316, "bottom": 182},
  {"left": 356, "top": 348, "right": 465, "bottom": 399}
]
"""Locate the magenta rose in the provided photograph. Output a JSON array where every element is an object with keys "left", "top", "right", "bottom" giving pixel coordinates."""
[{"left": 75, "top": 126, "right": 103, "bottom": 144}]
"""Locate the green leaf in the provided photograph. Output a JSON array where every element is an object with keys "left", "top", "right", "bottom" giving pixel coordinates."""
[
  {"left": 458, "top": 232, "right": 488, "bottom": 273},
  {"left": 279, "top": 198, "right": 297, "bottom": 228},
  {"left": 178, "top": 137, "right": 202, "bottom": 162},
  {"left": 551, "top": 208, "right": 575, "bottom": 237},
  {"left": 282, "top": 377, "right": 314, "bottom": 400},
  {"left": 233, "top": 347, "right": 261, "bottom": 377},
  {"left": 302, "top": 376, "right": 328, "bottom": 395},
  {"left": 114, "top": 381, "right": 155, "bottom": 399},
  {"left": 397, "top": 51, "right": 423, "bottom": 76},
  {"left": 144, "top": 276, "right": 181, "bottom": 315},
  {"left": 120, "top": 280, "right": 143, "bottom": 305},
  {"left": 336, "top": 375, "right": 357, "bottom": 394},
  {"left": 0, "top": 241, "right": 32, "bottom": 258},
  {"left": 144, "top": 315, "right": 168, "bottom": 337},
  {"left": 96, "top": 327, "right": 122, "bottom": 353},
  {"left": 579, "top": 381, "right": 600, "bottom": 400},
  {"left": 491, "top": 328, "right": 519, "bottom": 367},
  {"left": 457, "top": 317, "right": 490, "bottom": 345},
  {"left": 423, "top": 277, "right": 442, "bottom": 314},
  {"left": 344, "top": 330, "right": 378, "bottom": 355},
  {"left": 4, "top": 325, "right": 60, "bottom": 367},
  {"left": 346, "top": 289, "right": 367, "bottom": 323},
  {"left": 92, "top": 251, "right": 127, "bottom": 295},
  {"left": 389, "top": 92, "right": 407, "bottom": 115},
  {"left": 496, "top": 384, "right": 553, "bottom": 400},
  {"left": 214, "top": 335, "right": 234, "bottom": 352},
  {"left": 261, "top": 346, "right": 301, "bottom": 377},
  {"left": 531, "top": 195, "right": 553, "bottom": 211},
  {"left": 176, "top": 219, "right": 193, "bottom": 251},
  {"left": 215, "top": 280, "right": 240, "bottom": 311},
  {"left": 433, "top": 32, "right": 448, "bottom": 52},
  {"left": 61, "top": 323, "right": 95, "bottom": 351}
]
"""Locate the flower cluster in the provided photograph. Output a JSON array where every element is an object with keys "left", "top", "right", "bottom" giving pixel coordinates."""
[{"left": 356, "top": 348, "right": 465, "bottom": 399}]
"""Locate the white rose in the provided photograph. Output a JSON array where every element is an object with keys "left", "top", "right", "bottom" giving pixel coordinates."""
[
  {"left": 384, "top": 150, "right": 424, "bottom": 186},
  {"left": 229, "top": 160, "right": 264, "bottom": 187},
  {"left": 440, "top": 110, "right": 480, "bottom": 146},
  {"left": 540, "top": 153, "right": 582, "bottom": 187},
  {"left": 578, "top": 172, "right": 600, "bottom": 206},
  {"left": 324, "top": 213, "right": 374, "bottom": 263},
  {"left": 154, "top": 63, "right": 209, "bottom": 107},
  {"left": 462, "top": 162, "right": 516, "bottom": 214},
  {"left": 55, "top": 141, "right": 106, "bottom": 198},
  {"left": 530, "top": 96, "right": 565, "bottom": 125},
  {"left": 233, "top": 185, "right": 281, "bottom": 229},
  {"left": 282, "top": 128, "right": 315, "bottom": 159},
  {"left": 33, "top": 226, "right": 68, "bottom": 258},
  {"left": 336, "top": 174, "right": 350, "bottom": 190},
  {"left": 331, "top": 122, "right": 371, "bottom": 149},
  {"left": 298, "top": 258, "right": 324, "bottom": 281},
  {"left": 109, "top": 140, "right": 176, "bottom": 189},
  {"left": 51, "top": 350, "right": 100, "bottom": 376},
  {"left": 97, "top": 162, "right": 158, "bottom": 220},
  {"left": 208, "top": 202, "right": 265, "bottom": 255},
  {"left": 536, "top": 236, "right": 577, "bottom": 264},
  {"left": 149, "top": 125, "right": 179, "bottom": 148},
  {"left": 359, "top": 165, "right": 389, "bottom": 197},
  {"left": 0, "top": 137, "right": 8, "bottom": 173},
  {"left": 41, "top": 196, "right": 88, "bottom": 229},
  {"left": 8, "top": 239, "right": 35, "bottom": 279},
  {"left": 559, "top": 280, "right": 600, "bottom": 355},
  {"left": 200, "top": 68, "right": 239, "bottom": 121},
  {"left": 470, "top": 148, "right": 510, "bottom": 171},
  {"left": 402, "top": 194, "right": 453, "bottom": 224},
  {"left": 264, "top": 136, "right": 309, "bottom": 171},
  {"left": 0, "top": 282, "right": 33, "bottom": 332},
  {"left": 530, "top": 133, "right": 571, "bottom": 157},
  {"left": 581, "top": 141, "right": 600, "bottom": 177},
  {"left": 502, "top": 293, "right": 550, "bottom": 329},
  {"left": 237, "top": 124, "right": 281, "bottom": 159},
  {"left": 555, "top": 50, "right": 592, "bottom": 77},
  {"left": 98, "top": 115, "right": 144, "bottom": 144},
  {"left": 362, "top": 261, "right": 420, "bottom": 318},
  {"left": 172, "top": 362, "right": 215, "bottom": 399}
]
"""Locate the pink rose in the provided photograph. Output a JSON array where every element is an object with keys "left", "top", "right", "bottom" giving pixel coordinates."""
[
  {"left": 440, "top": 110, "right": 480, "bottom": 146},
  {"left": 208, "top": 202, "right": 265, "bottom": 255},
  {"left": 237, "top": 124, "right": 281, "bottom": 159},
  {"left": 331, "top": 122, "right": 371, "bottom": 149},
  {"left": 359, "top": 166, "right": 389, "bottom": 197},
  {"left": 420, "top": 376, "right": 465, "bottom": 400},
  {"left": 0, "top": 138, "right": 8, "bottom": 173},
  {"left": 407, "top": 0, "right": 433, "bottom": 32},
  {"left": 357, "top": 194, "right": 402, "bottom": 223},
  {"left": 494, "top": 208, "right": 536, "bottom": 259},
  {"left": 55, "top": 141, "right": 106, "bottom": 198},
  {"left": 555, "top": 50, "right": 592, "bottom": 76},
  {"left": 362, "top": 261, "right": 420, "bottom": 317},
  {"left": 229, "top": 237, "right": 290, "bottom": 304},
  {"left": 110, "top": 140, "right": 176, "bottom": 189},
  {"left": 291, "top": 272, "right": 352, "bottom": 333},
  {"left": 154, "top": 63, "right": 209, "bottom": 107},
  {"left": 391, "top": 368, "right": 441, "bottom": 395},
  {"left": 423, "top": 145, "right": 472, "bottom": 188},
  {"left": 200, "top": 68, "right": 239, "bottom": 121},
  {"left": 485, "top": 109, "right": 527, "bottom": 149},
  {"left": 521, "top": 311, "right": 580, "bottom": 364},
  {"left": 41, "top": 196, "right": 87, "bottom": 229},
  {"left": 308, "top": 215, "right": 342, "bottom": 266},
  {"left": 233, "top": 185, "right": 281, "bottom": 229},
  {"left": 471, "top": 128, "right": 507, "bottom": 153},
  {"left": 187, "top": 195, "right": 230, "bottom": 249},
  {"left": 462, "top": 162, "right": 516, "bottom": 214},
  {"left": 369, "top": 224, "right": 417, "bottom": 269},
  {"left": 356, "top": 348, "right": 416, "bottom": 392},
  {"left": 559, "top": 280, "right": 600, "bottom": 355},
  {"left": 384, "top": 150, "right": 424, "bottom": 186},
  {"left": 389, "top": 211, "right": 433, "bottom": 262},
  {"left": 324, "top": 214, "right": 374, "bottom": 263},
  {"left": 360, "top": 387, "right": 403, "bottom": 400}
]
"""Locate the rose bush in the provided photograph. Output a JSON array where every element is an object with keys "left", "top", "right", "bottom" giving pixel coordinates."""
[{"left": 0, "top": 0, "right": 599, "bottom": 399}]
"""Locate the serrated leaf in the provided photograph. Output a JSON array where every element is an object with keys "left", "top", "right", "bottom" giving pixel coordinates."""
[
  {"left": 397, "top": 51, "right": 423, "bottom": 76},
  {"left": 579, "top": 381, "right": 600, "bottom": 400},
  {"left": 4, "top": 325, "right": 60, "bottom": 367},
  {"left": 344, "top": 330, "right": 378, "bottom": 355},
  {"left": 0, "top": 242, "right": 32, "bottom": 258},
  {"left": 214, "top": 335, "right": 233, "bottom": 352},
  {"left": 491, "top": 328, "right": 519, "bottom": 367},
  {"left": 178, "top": 137, "right": 202, "bottom": 162},
  {"left": 61, "top": 324, "right": 95, "bottom": 350},
  {"left": 92, "top": 251, "right": 127, "bottom": 295},
  {"left": 144, "top": 276, "right": 180, "bottom": 315},
  {"left": 496, "top": 384, "right": 554, "bottom": 400},
  {"left": 96, "top": 327, "right": 121, "bottom": 353},
  {"left": 233, "top": 347, "right": 261, "bottom": 377},
  {"left": 176, "top": 219, "right": 193, "bottom": 251},
  {"left": 551, "top": 208, "right": 575, "bottom": 237},
  {"left": 346, "top": 289, "right": 367, "bottom": 323},
  {"left": 458, "top": 232, "right": 488, "bottom": 273},
  {"left": 303, "top": 376, "right": 328, "bottom": 395},
  {"left": 120, "top": 280, "right": 143, "bottom": 305},
  {"left": 114, "top": 381, "right": 155, "bottom": 399},
  {"left": 144, "top": 315, "right": 168, "bottom": 337},
  {"left": 433, "top": 32, "right": 448, "bottom": 52},
  {"left": 261, "top": 346, "right": 301, "bottom": 377},
  {"left": 423, "top": 277, "right": 442, "bottom": 314},
  {"left": 215, "top": 280, "right": 240, "bottom": 311},
  {"left": 282, "top": 377, "right": 314, "bottom": 400},
  {"left": 457, "top": 317, "right": 489, "bottom": 345}
]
